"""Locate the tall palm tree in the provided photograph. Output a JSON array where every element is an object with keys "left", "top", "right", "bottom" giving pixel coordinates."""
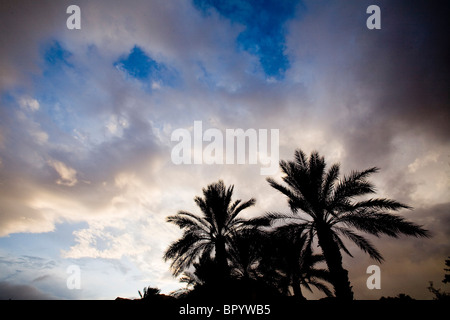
[
  {"left": 256, "top": 149, "right": 430, "bottom": 300},
  {"left": 163, "top": 180, "right": 256, "bottom": 285}
]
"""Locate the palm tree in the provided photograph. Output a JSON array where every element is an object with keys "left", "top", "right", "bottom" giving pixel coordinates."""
[
  {"left": 256, "top": 149, "right": 430, "bottom": 300},
  {"left": 227, "top": 227, "right": 265, "bottom": 281},
  {"left": 163, "top": 180, "right": 256, "bottom": 285},
  {"left": 257, "top": 227, "right": 332, "bottom": 299},
  {"left": 138, "top": 286, "right": 161, "bottom": 300},
  {"left": 179, "top": 253, "right": 217, "bottom": 289}
]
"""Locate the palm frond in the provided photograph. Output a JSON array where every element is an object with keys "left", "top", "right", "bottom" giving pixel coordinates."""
[
  {"left": 267, "top": 177, "right": 315, "bottom": 215},
  {"left": 322, "top": 163, "right": 340, "bottom": 202},
  {"left": 332, "top": 167, "right": 379, "bottom": 204},
  {"left": 338, "top": 211, "right": 430, "bottom": 238},
  {"left": 307, "top": 268, "right": 331, "bottom": 282},
  {"left": 294, "top": 149, "right": 309, "bottom": 168},
  {"left": 168, "top": 239, "right": 213, "bottom": 276},
  {"left": 243, "top": 211, "right": 300, "bottom": 227},
  {"left": 332, "top": 231, "right": 353, "bottom": 258},
  {"left": 350, "top": 198, "right": 412, "bottom": 211},
  {"left": 194, "top": 196, "right": 213, "bottom": 221},
  {"left": 163, "top": 231, "right": 203, "bottom": 261},
  {"left": 266, "top": 177, "right": 299, "bottom": 200},
  {"left": 307, "top": 280, "right": 334, "bottom": 297},
  {"left": 229, "top": 199, "right": 242, "bottom": 216},
  {"left": 335, "top": 226, "right": 383, "bottom": 262},
  {"left": 347, "top": 167, "right": 380, "bottom": 181},
  {"left": 167, "top": 212, "right": 211, "bottom": 235},
  {"left": 308, "top": 151, "right": 326, "bottom": 195},
  {"left": 227, "top": 198, "right": 256, "bottom": 225},
  {"left": 273, "top": 222, "right": 312, "bottom": 240}
]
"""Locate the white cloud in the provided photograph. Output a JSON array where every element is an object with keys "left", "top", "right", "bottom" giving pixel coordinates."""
[
  {"left": 151, "top": 81, "right": 161, "bottom": 90},
  {"left": 48, "top": 160, "right": 78, "bottom": 187},
  {"left": 408, "top": 152, "right": 440, "bottom": 173},
  {"left": 19, "top": 97, "right": 40, "bottom": 112},
  {"left": 31, "top": 129, "right": 49, "bottom": 145},
  {"left": 105, "top": 114, "right": 129, "bottom": 137},
  {"left": 62, "top": 227, "right": 150, "bottom": 260}
]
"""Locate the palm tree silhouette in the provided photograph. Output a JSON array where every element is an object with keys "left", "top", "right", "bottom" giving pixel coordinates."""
[
  {"left": 163, "top": 180, "right": 256, "bottom": 287},
  {"left": 138, "top": 286, "right": 161, "bottom": 300},
  {"left": 258, "top": 228, "right": 332, "bottom": 299},
  {"left": 255, "top": 149, "right": 430, "bottom": 300},
  {"left": 179, "top": 253, "right": 217, "bottom": 289},
  {"left": 227, "top": 227, "right": 265, "bottom": 282}
]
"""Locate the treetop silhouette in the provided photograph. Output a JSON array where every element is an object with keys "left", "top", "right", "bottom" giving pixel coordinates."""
[
  {"left": 163, "top": 180, "right": 256, "bottom": 280},
  {"left": 163, "top": 148, "right": 431, "bottom": 301},
  {"left": 254, "top": 149, "right": 430, "bottom": 300}
]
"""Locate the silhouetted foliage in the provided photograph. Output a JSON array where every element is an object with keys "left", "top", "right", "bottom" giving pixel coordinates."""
[
  {"left": 427, "top": 257, "right": 450, "bottom": 301},
  {"left": 160, "top": 149, "right": 433, "bottom": 303},
  {"left": 163, "top": 180, "right": 256, "bottom": 288},
  {"left": 250, "top": 149, "right": 430, "bottom": 300},
  {"left": 427, "top": 282, "right": 450, "bottom": 301},
  {"left": 443, "top": 256, "right": 450, "bottom": 284},
  {"left": 179, "top": 253, "right": 219, "bottom": 288},
  {"left": 138, "top": 286, "right": 161, "bottom": 300},
  {"left": 228, "top": 227, "right": 266, "bottom": 281},
  {"left": 380, "top": 293, "right": 415, "bottom": 300},
  {"left": 257, "top": 229, "right": 332, "bottom": 299}
]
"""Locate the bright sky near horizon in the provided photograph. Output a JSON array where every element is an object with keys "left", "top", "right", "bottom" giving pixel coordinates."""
[{"left": 0, "top": 0, "right": 449, "bottom": 300}]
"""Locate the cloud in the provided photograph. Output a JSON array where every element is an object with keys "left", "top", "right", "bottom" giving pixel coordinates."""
[
  {"left": 0, "top": 254, "right": 69, "bottom": 300},
  {"left": 32, "top": 274, "right": 52, "bottom": 283},
  {"left": 284, "top": 0, "right": 450, "bottom": 166},
  {"left": 346, "top": 202, "right": 450, "bottom": 299},
  {"left": 0, "top": 281, "right": 57, "bottom": 300},
  {"left": 48, "top": 159, "right": 78, "bottom": 187},
  {"left": 0, "top": 0, "right": 448, "bottom": 300},
  {"left": 19, "top": 97, "right": 40, "bottom": 112}
]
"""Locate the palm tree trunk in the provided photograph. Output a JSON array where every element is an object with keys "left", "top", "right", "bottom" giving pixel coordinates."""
[
  {"left": 292, "top": 273, "right": 306, "bottom": 300},
  {"left": 316, "top": 224, "right": 354, "bottom": 300},
  {"left": 215, "top": 236, "right": 228, "bottom": 283}
]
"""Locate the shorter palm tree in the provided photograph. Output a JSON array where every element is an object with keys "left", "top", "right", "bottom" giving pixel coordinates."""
[
  {"left": 163, "top": 180, "right": 256, "bottom": 285},
  {"left": 257, "top": 227, "right": 332, "bottom": 299},
  {"left": 227, "top": 227, "right": 266, "bottom": 281},
  {"left": 179, "top": 253, "right": 218, "bottom": 289},
  {"left": 138, "top": 286, "right": 161, "bottom": 300}
]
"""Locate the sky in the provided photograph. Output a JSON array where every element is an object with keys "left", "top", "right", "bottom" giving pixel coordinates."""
[{"left": 0, "top": 0, "right": 449, "bottom": 300}]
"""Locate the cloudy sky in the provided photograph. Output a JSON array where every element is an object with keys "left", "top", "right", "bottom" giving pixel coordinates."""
[{"left": 0, "top": 0, "right": 449, "bottom": 300}]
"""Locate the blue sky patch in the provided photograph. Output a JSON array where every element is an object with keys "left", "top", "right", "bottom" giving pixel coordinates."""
[
  {"left": 114, "top": 46, "right": 179, "bottom": 88},
  {"left": 193, "top": 0, "right": 301, "bottom": 79},
  {"left": 42, "top": 40, "right": 73, "bottom": 69}
]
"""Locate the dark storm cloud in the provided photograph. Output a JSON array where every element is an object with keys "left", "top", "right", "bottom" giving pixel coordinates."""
[
  {"left": 286, "top": 0, "right": 449, "bottom": 169},
  {"left": 342, "top": 0, "right": 449, "bottom": 169},
  {"left": 344, "top": 0, "right": 449, "bottom": 165},
  {"left": 0, "top": 0, "right": 69, "bottom": 89},
  {"left": 369, "top": 1, "right": 449, "bottom": 137}
]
